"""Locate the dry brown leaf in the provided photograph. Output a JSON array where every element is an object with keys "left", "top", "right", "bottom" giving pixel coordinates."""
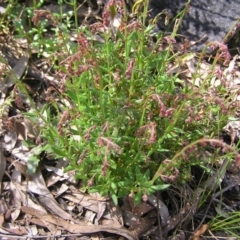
[
  {"left": 28, "top": 216, "right": 57, "bottom": 234},
  {"left": 97, "top": 199, "right": 107, "bottom": 221},
  {"left": 0, "top": 227, "right": 10, "bottom": 234},
  {"left": 3, "top": 131, "right": 18, "bottom": 150},
  {"left": 193, "top": 224, "right": 208, "bottom": 240},
  {"left": 45, "top": 164, "right": 70, "bottom": 187},
  {"left": 14, "top": 121, "right": 27, "bottom": 141},
  {"left": 27, "top": 168, "right": 72, "bottom": 220},
  {"left": 55, "top": 183, "right": 69, "bottom": 198},
  {"left": 121, "top": 197, "right": 157, "bottom": 236},
  {"left": 21, "top": 206, "right": 137, "bottom": 240},
  {"left": 7, "top": 55, "right": 29, "bottom": 82},
  {"left": 6, "top": 157, "right": 27, "bottom": 177},
  {"left": 25, "top": 224, "right": 38, "bottom": 236},
  {"left": 132, "top": 202, "right": 153, "bottom": 217},
  {"left": 0, "top": 147, "right": 6, "bottom": 193},
  {"left": 19, "top": 186, "right": 47, "bottom": 212},
  {"left": 10, "top": 168, "right": 22, "bottom": 221},
  {"left": 127, "top": 196, "right": 149, "bottom": 216},
  {"left": 45, "top": 172, "right": 62, "bottom": 187},
  {"left": 122, "top": 196, "right": 133, "bottom": 212},
  {"left": 85, "top": 210, "right": 96, "bottom": 223},
  {"left": 2, "top": 222, "right": 28, "bottom": 235},
  {"left": 10, "top": 209, "right": 21, "bottom": 223},
  {"left": 128, "top": 210, "right": 157, "bottom": 237},
  {"left": 0, "top": 198, "right": 8, "bottom": 215},
  {"left": 11, "top": 141, "right": 29, "bottom": 162},
  {"left": 103, "top": 201, "right": 123, "bottom": 225},
  {"left": 122, "top": 210, "right": 140, "bottom": 227},
  {"left": 24, "top": 118, "right": 40, "bottom": 139},
  {"left": 90, "top": 192, "right": 107, "bottom": 221},
  {"left": 63, "top": 193, "right": 105, "bottom": 215},
  {"left": 147, "top": 195, "right": 170, "bottom": 226},
  {"left": 7, "top": 166, "right": 47, "bottom": 213},
  {"left": 0, "top": 55, "right": 29, "bottom": 103},
  {"left": 45, "top": 159, "right": 71, "bottom": 187},
  {"left": 0, "top": 214, "right": 4, "bottom": 226}
]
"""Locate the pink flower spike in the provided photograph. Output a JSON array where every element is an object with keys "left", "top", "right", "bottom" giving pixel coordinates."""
[{"left": 125, "top": 58, "right": 135, "bottom": 80}]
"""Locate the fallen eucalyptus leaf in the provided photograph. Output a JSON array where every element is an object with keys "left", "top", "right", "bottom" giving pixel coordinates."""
[
  {"left": 0, "top": 147, "right": 6, "bottom": 193},
  {"left": 27, "top": 168, "right": 72, "bottom": 220}
]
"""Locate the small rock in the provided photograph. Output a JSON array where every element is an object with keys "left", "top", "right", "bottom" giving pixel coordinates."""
[{"left": 149, "top": 0, "right": 240, "bottom": 51}]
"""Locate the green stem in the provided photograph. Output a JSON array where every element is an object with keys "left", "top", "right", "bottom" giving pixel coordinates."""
[{"left": 73, "top": 0, "right": 78, "bottom": 30}]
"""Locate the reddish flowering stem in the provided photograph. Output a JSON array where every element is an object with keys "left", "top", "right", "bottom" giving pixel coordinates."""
[{"left": 152, "top": 138, "right": 237, "bottom": 183}]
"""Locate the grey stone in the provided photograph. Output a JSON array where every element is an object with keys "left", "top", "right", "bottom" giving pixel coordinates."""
[{"left": 149, "top": 0, "right": 240, "bottom": 51}]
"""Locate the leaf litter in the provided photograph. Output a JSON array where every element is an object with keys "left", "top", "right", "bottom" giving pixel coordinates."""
[{"left": 0, "top": 0, "right": 240, "bottom": 239}]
